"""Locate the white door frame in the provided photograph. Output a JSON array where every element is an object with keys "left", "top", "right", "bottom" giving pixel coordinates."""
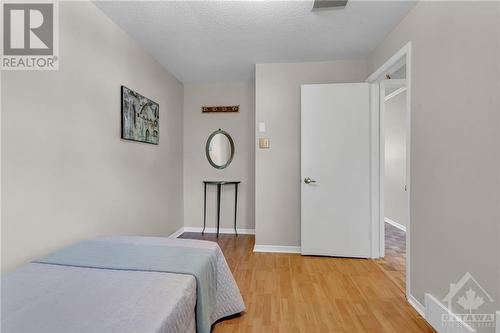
[{"left": 366, "top": 42, "right": 412, "bottom": 300}]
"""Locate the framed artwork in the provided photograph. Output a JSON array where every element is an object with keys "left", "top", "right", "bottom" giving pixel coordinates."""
[{"left": 121, "top": 86, "right": 159, "bottom": 144}]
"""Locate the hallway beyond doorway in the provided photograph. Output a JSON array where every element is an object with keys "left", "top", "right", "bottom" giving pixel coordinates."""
[{"left": 376, "top": 222, "right": 406, "bottom": 292}]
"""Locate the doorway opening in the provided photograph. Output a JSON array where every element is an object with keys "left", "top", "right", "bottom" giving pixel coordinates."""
[
  {"left": 379, "top": 76, "right": 408, "bottom": 292},
  {"left": 366, "top": 42, "right": 412, "bottom": 298}
]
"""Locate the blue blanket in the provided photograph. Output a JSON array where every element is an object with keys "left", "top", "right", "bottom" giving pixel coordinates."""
[{"left": 34, "top": 240, "right": 217, "bottom": 333}]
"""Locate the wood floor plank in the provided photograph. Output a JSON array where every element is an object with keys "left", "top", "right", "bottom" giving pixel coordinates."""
[
  {"left": 179, "top": 232, "right": 435, "bottom": 333},
  {"left": 376, "top": 222, "right": 406, "bottom": 292}
]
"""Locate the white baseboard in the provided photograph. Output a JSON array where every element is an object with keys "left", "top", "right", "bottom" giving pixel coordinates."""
[
  {"left": 253, "top": 245, "right": 301, "bottom": 254},
  {"left": 408, "top": 294, "right": 425, "bottom": 318},
  {"left": 384, "top": 217, "right": 407, "bottom": 232},
  {"left": 496, "top": 311, "right": 500, "bottom": 333},
  {"left": 167, "top": 227, "right": 255, "bottom": 239},
  {"left": 183, "top": 227, "right": 255, "bottom": 235},
  {"left": 424, "top": 293, "right": 476, "bottom": 333},
  {"left": 168, "top": 227, "right": 185, "bottom": 239}
]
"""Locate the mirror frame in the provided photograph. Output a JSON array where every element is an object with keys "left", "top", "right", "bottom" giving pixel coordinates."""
[{"left": 205, "top": 129, "right": 235, "bottom": 169}]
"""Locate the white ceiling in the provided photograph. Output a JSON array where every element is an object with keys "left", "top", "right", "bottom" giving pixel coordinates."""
[{"left": 94, "top": 1, "right": 416, "bottom": 83}]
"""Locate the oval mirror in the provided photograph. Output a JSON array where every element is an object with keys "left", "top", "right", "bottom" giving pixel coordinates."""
[{"left": 206, "top": 129, "right": 234, "bottom": 169}]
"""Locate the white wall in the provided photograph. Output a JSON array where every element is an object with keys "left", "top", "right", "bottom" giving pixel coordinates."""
[
  {"left": 384, "top": 91, "right": 407, "bottom": 228},
  {"left": 183, "top": 82, "right": 255, "bottom": 231},
  {"left": 368, "top": 1, "right": 500, "bottom": 319},
  {"left": 255, "top": 60, "right": 367, "bottom": 247},
  {"left": 1, "top": 2, "right": 184, "bottom": 273}
]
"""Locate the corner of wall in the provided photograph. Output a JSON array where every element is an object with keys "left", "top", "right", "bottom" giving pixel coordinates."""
[{"left": 180, "top": 82, "right": 185, "bottom": 230}]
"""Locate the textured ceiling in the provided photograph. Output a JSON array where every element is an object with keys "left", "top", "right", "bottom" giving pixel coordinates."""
[{"left": 94, "top": 1, "right": 416, "bottom": 83}]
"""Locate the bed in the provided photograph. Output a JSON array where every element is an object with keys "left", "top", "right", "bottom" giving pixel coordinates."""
[{"left": 1, "top": 236, "right": 245, "bottom": 333}]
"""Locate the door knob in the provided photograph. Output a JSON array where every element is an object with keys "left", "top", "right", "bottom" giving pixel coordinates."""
[{"left": 304, "top": 177, "right": 317, "bottom": 184}]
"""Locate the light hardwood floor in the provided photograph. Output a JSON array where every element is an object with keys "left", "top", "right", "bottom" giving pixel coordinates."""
[
  {"left": 375, "top": 222, "right": 406, "bottom": 292},
  {"left": 179, "top": 232, "right": 435, "bottom": 333}
]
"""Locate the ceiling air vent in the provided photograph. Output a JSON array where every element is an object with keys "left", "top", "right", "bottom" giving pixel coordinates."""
[{"left": 313, "top": 0, "right": 348, "bottom": 9}]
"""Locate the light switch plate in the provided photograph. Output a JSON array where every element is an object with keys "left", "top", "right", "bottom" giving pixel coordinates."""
[
  {"left": 258, "top": 122, "right": 266, "bottom": 133},
  {"left": 259, "top": 138, "right": 270, "bottom": 149}
]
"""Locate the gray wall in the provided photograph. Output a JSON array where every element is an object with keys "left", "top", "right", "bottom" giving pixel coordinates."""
[
  {"left": 368, "top": 1, "right": 500, "bottom": 315},
  {"left": 498, "top": 3, "right": 500, "bottom": 309},
  {"left": 183, "top": 82, "right": 255, "bottom": 230},
  {"left": 1, "top": 2, "right": 184, "bottom": 273},
  {"left": 254, "top": 60, "right": 367, "bottom": 247},
  {"left": 384, "top": 91, "right": 408, "bottom": 227}
]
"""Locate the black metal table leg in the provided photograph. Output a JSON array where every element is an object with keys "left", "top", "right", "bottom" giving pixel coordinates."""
[
  {"left": 216, "top": 184, "right": 221, "bottom": 238},
  {"left": 202, "top": 182, "right": 207, "bottom": 235},
  {"left": 234, "top": 183, "right": 238, "bottom": 236}
]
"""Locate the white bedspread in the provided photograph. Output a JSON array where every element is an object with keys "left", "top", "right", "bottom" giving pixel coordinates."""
[{"left": 1, "top": 236, "right": 245, "bottom": 333}]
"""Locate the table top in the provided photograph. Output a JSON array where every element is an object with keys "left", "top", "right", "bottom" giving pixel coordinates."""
[{"left": 203, "top": 181, "right": 241, "bottom": 185}]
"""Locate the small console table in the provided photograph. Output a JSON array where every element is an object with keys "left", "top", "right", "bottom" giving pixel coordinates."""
[{"left": 203, "top": 181, "right": 241, "bottom": 237}]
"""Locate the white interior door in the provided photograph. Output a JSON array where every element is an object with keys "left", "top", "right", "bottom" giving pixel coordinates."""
[{"left": 301, "top": 83, "right": 371, "bottom": 258}]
